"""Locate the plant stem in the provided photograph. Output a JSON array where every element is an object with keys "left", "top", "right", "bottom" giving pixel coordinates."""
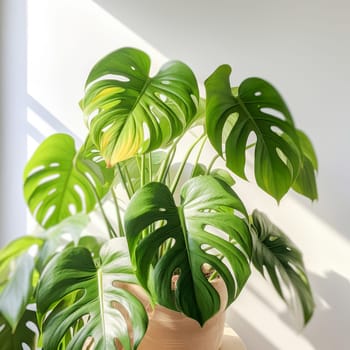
[
  {"left": 206, "top": 154, "right": 220, "bottom": 174},
  {"left": 123, "top": 163, "right": 135, "bottom": 195},
  {"left": 140, "top": 153, "right": 146, "bottom": 188},
  {"left": 170, "top": 133, "right": 206, "bottom": 194},
  {"left": 190, "top": 135, "right": 207, "bottom": 177},
  {"left": 116, "top": 163, "right": 133, "bottom": 199},
  {"left": 90, "top": 189, "right": 117, "bottom": 239},
  {"left": 148, "top": 152, "right": 153, "bottom": 182},
  {"left": 111, "top": 188, "right": 125, "bottom": 237},
  {"left": 156, "top": 141, "right": 178, "bottom": 183}
]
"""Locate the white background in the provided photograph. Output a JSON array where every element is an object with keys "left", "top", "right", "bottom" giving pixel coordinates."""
[{"left": 0, "top": 1, "right": 349, "bottom": 349}]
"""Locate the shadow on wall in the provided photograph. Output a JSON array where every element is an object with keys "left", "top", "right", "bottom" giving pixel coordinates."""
[
  {"left": 27, "top": 94, "right": 82, "bottom": 144},
  {"left": 226, "top": 311, "right": 280, "bottom": 350},
  {"left": 279, "top": 271, "right": 350, "bottom": 350}
]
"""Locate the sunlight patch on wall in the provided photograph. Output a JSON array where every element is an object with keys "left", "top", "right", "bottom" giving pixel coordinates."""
[{"left": 27, "top": 0, "right": 167, "bottom": 155}]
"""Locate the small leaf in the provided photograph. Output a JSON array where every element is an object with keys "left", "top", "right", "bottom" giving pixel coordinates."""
[
  {"left": 210, "top": 169, "right": 236, "bottom": 187},
  {"left": 251, "top": 210, "right": 315, "bottom": 325},
  {"left": 205, "top": 65, "right": 303, "bottom": 201},
  {"left": 37, "top": 238, "right": 148, "bottom": 350},
  {"left": 0, "top": 308, "right": 38, "bottom": 350},
  {"left": 36, "top": 214, "right": 90, "bottom": 272},
  {"left": 292, "top": 130, "right": 318, "bottom": 200},
  {"left": 125, "top": 176, "right": 251, "bottom": 325},
  {"left": 81, "top": 47, "right": 199, "bottom": 167},
  {"left": 0, "top": 254, "right": 35, "bottom": 331},
  {"left": 0, "top": 236, "right": 43, "bottom": 272},
  {"left": 23, "top": 134, "right": 112, "bottom": 228}
]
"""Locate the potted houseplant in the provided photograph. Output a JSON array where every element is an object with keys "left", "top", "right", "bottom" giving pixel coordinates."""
[{"left": 0, "top": 47, "right": 317, "bottom": 349}]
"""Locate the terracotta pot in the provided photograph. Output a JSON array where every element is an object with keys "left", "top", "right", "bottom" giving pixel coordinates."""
[{"left": 126, "top": 278, "right": 228, "bottom": 350}]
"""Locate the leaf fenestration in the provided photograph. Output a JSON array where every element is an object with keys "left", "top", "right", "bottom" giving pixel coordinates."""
[
  {"left": 36, "top": 238, "right": 148, "bottom": 350},
  {"left": 125, "top": 176, "right": 251, "bottom": 326},
  {"left": 251, "top": 210, "right": 315, "bottom": 325},
  {"left": 205, "top": 65, "right": 303, "bottom": 201},
  {"left": 81, "top": 47, "right": 199, "bottom": 167}
]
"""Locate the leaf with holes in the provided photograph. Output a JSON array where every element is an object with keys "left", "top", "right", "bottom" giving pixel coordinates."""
[
  {"left": 0, "top": 308, "right": 38, "bottom": 350},
  {"left": 0, "top": 254, "right": 36, "bottom": 331},
  {"left": 205, "top": 65, "right": 302, "bottom": 201},
  {"left": 125, "top": 176, "right": 251, "bottom": 326},
  {"left": 251, "top": 210, "right": 314, "bottom": 325},
  {"left": 36, "top": 238, "right": 148, "bottom": 350},
  {"left": 81, "top": 47, "right": 199, "bottom": 167},
  {"left": 23, "top": 134, "right": 112, "bottom": 228},
  {"left": 0, "top": 236, "right": 43, "bottom": 286}
]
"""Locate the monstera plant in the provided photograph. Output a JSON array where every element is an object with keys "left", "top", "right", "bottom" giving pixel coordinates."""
[{"left": 0, "top": 47, "right": 317, "bottom": 349}]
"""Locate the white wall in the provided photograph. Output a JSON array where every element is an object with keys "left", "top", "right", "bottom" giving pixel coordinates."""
[
  {"left": 0, "top": 0, "right": 27, "bottom": 246},
  {"left": 1, "top": 1, "right": 349, "bottom": 349}
]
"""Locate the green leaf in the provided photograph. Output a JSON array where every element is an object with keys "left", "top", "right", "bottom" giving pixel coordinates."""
[
  {"left": 23, "top": 134, "right": 112, "bottom": 228},
  {"left": 125, "top": 176, "right": 251, "bottom": 326},
  {"left": 205, "top": 65, "right": 302, "bottom": 201},
  {"left": 0, "top": 236, "right": 43, "bottom": 279},
  {"left": 36, "top": 214, "right": 90, "bottom": 272},
  {"left": 251, "top": 210, "right": 315, "bottom": 325},
  {"left": 210, "top": 168, "right": 236, "bottom": 187},
  {"left": 79, "top": 134, "right": 115, "bottom": 189},
  {"left": 116, "top": 151, "right": 167, "bottom": 193},
  {"left": 292, "top": 130, "right": 318, "bottom": 200},
  {"left": 0, "top": 254, "right": 35, "bottom": 331},
  {"left": 36, "top": 238, "right": 148, "bottom": 350},
  {"left": 0, "top": 308, "right": 38, "bottom": 350},
  {"left": 81, "top": 47, "right": 199, "bottom": 167}
]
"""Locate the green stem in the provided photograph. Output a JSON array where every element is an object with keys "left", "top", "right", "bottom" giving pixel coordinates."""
[
  {"left": 170, "top": 133, "right": 206, "bottom": 194},
  {"left": 206, "top": 154, "right": 220, "bottom": 174},
  {"left": 111, "top": 188, "right": 125, "bottom": 237},
  {"left": 75, "top": 152, "right": 116, "bottom": 238},
  {"left": 140, "top": 153, "right": 146, "bottom": 188},
  {"left": 190, "top": 135, "right": 207, "bottom": 177},
  {"left": 124, "top": 163, "right": 136, "bottom": 195},
  {"left": 156, "top": 141, "right": 178, "bottom": 183},
  {"left": 148, "top": 152, "right": 153, "bottom": 182},
  {"left": 116, "top": 163, "right": 133, "bottom": 199},
  {"left": 246, "top": 142, "right": 256, "bottom": 150}
]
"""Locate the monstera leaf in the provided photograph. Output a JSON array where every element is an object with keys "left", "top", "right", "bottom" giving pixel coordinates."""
[
  {"left": 23, "top": 134, "right": 113, "bottom": 228},
  {"left": 292, "top": 130, "right": 318, "bottom": 200},
  {"left": 0, "top": 309, "right": 38, "bottom": 350},
  {"left": 125, "top": 175, "right": 251, "bottom": 325},
  {"left": 0, "top": 236, "right": 43, "bottom": 285},
  {"left": 0, "top": 254, "right": 36, "bottom": 331},
  {"left": 205, "top": 65, "right": 302, "bottom": 201},
  {"left": 251, "top": 210, "right": 314, "bottom": 325},
  {"left": 81, "top": 47, "right": 199, "bottom": 167},
  {"left": 36, "top": 238, "right": 148, "bottom": 350}
]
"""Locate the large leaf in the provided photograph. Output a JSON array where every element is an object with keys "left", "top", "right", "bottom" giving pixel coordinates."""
[
  {"left": 292, "top": 130, "right": 318, "bottom": 200},
  {"left": 251, "top": 210, "right": 314, "bottom": 325},
  {"left": 0, "top": 254, "right": 35, "bottom": 331},
  {"left": 125, "top": 175, "right": 251, "bottom": 326},
  {"left": 81, "top": 47, "right": 199, "bottom": 167},
  {"left": 0, "top": 308, "right": 38, "bottom": 350},
  {"left": 205, "top": 65, "right": 302, "bottom": 201},
  {"left": 0, "top": 236, "right": 43, "bottom": 286},
  {"left": 23, "top": 134, "right": 112, "bottom": 228},
  {"left": 36, "top": 238, "right": 148, "bottom": 350}
]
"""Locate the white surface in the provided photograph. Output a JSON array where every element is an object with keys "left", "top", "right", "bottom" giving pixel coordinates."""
[{"left": 1, "top": 1, "right": 349, "bottom": 349}]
